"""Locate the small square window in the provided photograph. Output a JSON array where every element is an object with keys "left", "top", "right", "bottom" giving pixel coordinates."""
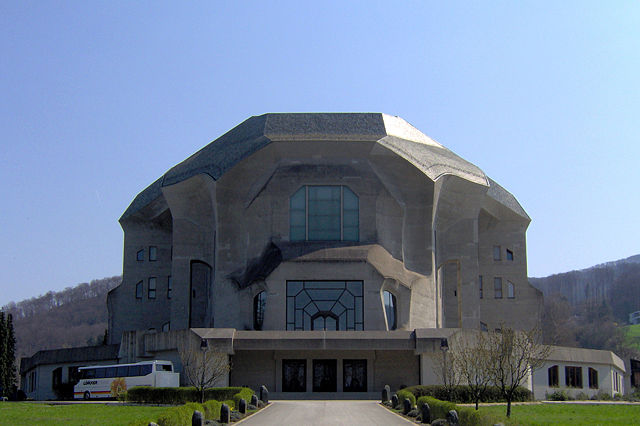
[
  {"left": 507, "top": 281, "right": 515, "bottom": 299},
  {"left": 162, "top": 322, "right": 170, "bottom": 332},
  {"left": 480, "top": 322, "right": 488, "bottom": 331},
  {"left": 506, "top": 249, "right": 514, "bottom": 261},
  {"left": 149, "top": 246, "right": 157, "bottom": 261},
  {"left": 494, "top": 277, "right": 503, "bottom": 299},
  {"left": 148, "top": 277, "right": 156, "bottom": 299},
  {"left": 167, "top": 276, "right": 172, "bottom": 299},
  {"left": 493, "top": 246, "right": 501, "bottom": 261},
  {"left": 136, "top": 249, "right": 144, "bottom": 262},
  {"left": 135, "top": 281, "right": 143, "bottom": 299}
]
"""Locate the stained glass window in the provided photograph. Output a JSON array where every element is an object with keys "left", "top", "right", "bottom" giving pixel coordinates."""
[
  {"left": 286, "top": 281, "right": 363, "bottom": 330},
  {"left": 254, "top": 291, "right": 266, "bottom": 330},
  {"left": 383, "top": 291, "right": 397, "bottom": 330}
]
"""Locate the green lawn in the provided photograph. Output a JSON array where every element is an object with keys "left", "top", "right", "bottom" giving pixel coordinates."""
[
  {"left": 0, "top": 402, "right": 168, "bottom": 426},
  {"left": 479, "top": 403, "right": 640, "bottom": 425}
]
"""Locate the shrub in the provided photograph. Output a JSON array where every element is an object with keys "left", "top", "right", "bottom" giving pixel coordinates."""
[
  {"left": 203, "top": 400, "right": 223, "bottom": 420},
  {"left": 417, "top": 396, "right": 456, "bottom": 420},
  {"left": 595, "top": 390, "right": 612, "bottom": 400},
  {"left": 231, "top": 387, "right": 254, "bottom": 407},
  {"left": 157, "top": 402, "right": 204, "bottom": 426},
  {"left": 396, "top": 389, "right": 416, "bottom": 408},
  {"left": 574, "top": 391, "right": 589, "bottom": 400},
  {"left": 127, "top": 386, "right": 254, "bottom": 405},
  {"left": 404, "top": 384, "right": 532, "bottom": 403},
  {"left": 547, "top": 390, "right": 570, "bottom": 401}
]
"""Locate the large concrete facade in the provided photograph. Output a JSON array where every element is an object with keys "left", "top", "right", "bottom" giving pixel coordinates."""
[{"left": 108, "top": 113, "right": 542, "bottom": 342}]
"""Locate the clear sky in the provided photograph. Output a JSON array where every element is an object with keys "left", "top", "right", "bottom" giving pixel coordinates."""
[{"left": 1, "top": 1, "right": 639, "bottom": 306}]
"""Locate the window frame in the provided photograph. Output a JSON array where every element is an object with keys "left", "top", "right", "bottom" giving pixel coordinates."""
[
  {"left": 494, "top": 277, "right": 503, "bottom": 299},
  {"left": 289, "top": 185, "right": 359, "bottom": 242},
  {"left": 548, "top": 365, "right": 559, "bottom": 387},
  {"left": 135, "top": 281, "right": 143, "bottom": 299},
  {"left": 149, "top": 246, "right": 157, "bottom": 261},
  {"left": 148, "top": 277, "right": 157, "bottom": 299},
  {"left": 493, "top": 245, "right": 502, "bottom": 261},
  {"left": 507, "top": 281, "right": 515, "bottom": 299},
  {"left": 253, "top": 291, "right": 266, "bottom": 330},
  {"left": 383, "top": 290, "right": 397, "bottom": 330},
  {"left": 565, "top": 366, "right": 583, "bottom": 388}
]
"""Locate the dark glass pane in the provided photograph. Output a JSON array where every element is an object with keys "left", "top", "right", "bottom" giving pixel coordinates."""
[
  {"left": 95, "top": 368, "right": 106, "bottom": 379},
  {"left": 287, "top": 281, "right": 303, "bottom": 296},
  {"left": 338, "top": 292, "right": 354, "bottom": 309},
  {"left": 308, "top": 186, "right": 341, "bottom": 240},
  {"left": 306, "top": 281, "right": 344, "bottom": 289},
  {"left": 290, "top": 187, "right": 306, "bottom": 241},
  {"left": 254, "top": 291, "right": 266, "bottom": 330},
  {"left": 347, "top": 281, "right": 362, "bottom": 296},
  {"left": 117, "top": 366, "right": 128, "bottom": 377},
  {"left": 325, "top": 316, "right": 337, "bottom": 330},
  {"left": 342, "top": 187, "right": 359, "bottom": 241},
  {"left": 313, "top": 316, "right": 324, "bottom": 330},
  {"left": 315, "top": 301, "right": 336, "bottom": 311},
  {"left": 306, "top": 289, "right": 344, "bottom": 301},
  {"left": 282, "top": 360, "right": 306, "bottom": 392},
  {"left": 313, "top": 360, "right": 337, "bottom": 392},
  {"left": 304, "top": 302, "right": 319, "bottom": 316},
  {"left": 343, "top": 360, "right": 367, "bottom": 392},
  {"left": 128, "top": 366, "right": 141, "bottom": 377},
  {"left": 141, "top": 365, "right": 152, "bottom": 375},
  {"left": 384, "top": 291, "right": 397, "bottom": 330},
  {"left": 105, "top": 367, "right": 117, "bottom": 378}
]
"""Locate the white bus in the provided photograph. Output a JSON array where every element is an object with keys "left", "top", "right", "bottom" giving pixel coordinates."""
[{"left": 73, "top": 360, "right": 179, "bottom": 400}]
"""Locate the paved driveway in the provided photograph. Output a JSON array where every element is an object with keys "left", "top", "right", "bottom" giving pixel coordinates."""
[{"left": 239, "top": 400, "right": 412, "bottom": 426}]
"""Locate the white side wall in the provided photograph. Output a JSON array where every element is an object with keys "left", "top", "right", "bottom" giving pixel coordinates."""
[{"left": 532, "top": 361, "right": 625, "bottom": 400}]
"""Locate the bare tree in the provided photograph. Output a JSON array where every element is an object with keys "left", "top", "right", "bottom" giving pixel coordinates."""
[
  {"left": 179, "top": 340, "right": 231, "bottom": 403},
  {"left": 429, "top": 337, "right": 461, "bottom": 401},
  {"left": 486, "top": 326, "right": 550, "bottom": 417},
  {"left": 451, "top": 331, "right": 493, "bottom": 410}
]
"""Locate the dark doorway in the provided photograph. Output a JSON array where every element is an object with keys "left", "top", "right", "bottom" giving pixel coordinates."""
[
  {"left": 190, "top": 261, "right": 211, "bottom": 328},
  {"left": 343, "top": 359, "right": 367, "bottom": 392},
  {"left": 313, "top": 359, "right": 337, "bottom": 392},
  {"left": 282, "top": 359, "right": 306, "bottom": 392}
]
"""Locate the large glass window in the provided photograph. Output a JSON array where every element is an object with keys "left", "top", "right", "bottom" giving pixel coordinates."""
[
  {"left": 282, "top": 360, "right": 306, "bottom": 392},
  {"left": 383, "top": 291, "right": 397, "bottom": 330},
  {"left": 286, "top": 281, "right": 363, "bottom": 330},
  {"left": 565, "top": 366, "right": 582, "bottom": 388},
  {"left": 589, "top": 367, "right": 598, "bottom": 389},
  {"left": 290, "top": 186, "right": 359, "bottom": 241},
  {"left": 343, "top": 359, "right": 367, "bottom": 392},
  {"left": 254, "top": 291, "right": 266, "bottom": 330}
]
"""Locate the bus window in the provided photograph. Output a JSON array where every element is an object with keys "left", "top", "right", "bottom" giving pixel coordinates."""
[
  {"left": 117, "top": 366, "right": 128, "bottom": 377},
  {"left": 128, "top": 365, "right": 141, "bottom": 377},
  {"left": 158, "top": 364, "right": 172, "bottom": 372},
  {"left": 105, "top": 367, "right": 117, "bottom": 378},
  {"left": 95, "top": 368, "right": 106, "bottom": 379},
  {"left": 141, "top": 364, "right": 152, "bottom": 375},
  {"left": 82, "top": 369, "right": 96, "bottom": 379}
]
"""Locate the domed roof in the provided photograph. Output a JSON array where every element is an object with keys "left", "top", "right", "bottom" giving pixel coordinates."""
[{"left": 122, "top": 113, "right": 507, "bottom": 219}]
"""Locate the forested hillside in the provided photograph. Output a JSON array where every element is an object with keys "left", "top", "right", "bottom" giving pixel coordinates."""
[{"left": 1, "top": 276, "right": 121, "bottom": 360}]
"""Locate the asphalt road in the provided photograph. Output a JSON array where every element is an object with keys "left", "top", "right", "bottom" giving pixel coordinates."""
[{"left": 239, "top": 400, "right": 413, "bottom": 426}]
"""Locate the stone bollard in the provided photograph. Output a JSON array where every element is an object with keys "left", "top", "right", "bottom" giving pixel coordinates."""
[
  {"left": 239, "top": 398, "right": 247, "bottom": 414},
  {"left": 192, "top": 410, "right": 204, "bottom": 426},
  {"left": 403, "top": 398, "right": 411, "bottom": 415},
  {"left": 220, "top": 403, "right": 230, "bottom": 424},
  {"left": 148, "top": 423, "right": 159, "bottom": 426},
  {"left": 420, "top": 401, "right": 431, "bottom": 424},
  {"left": 447, "top": 409, "right": 459, "bottom": 425},
  {"left": 251, "top": 394, "right": 259, "bottom": 406},
  {"left": 260, "top": 385, "right": 269, "bottom": 404},
  {"left": 382, "top": 385, "right": 390, "bottom": 403},
  {"left": 391, "top": 393, "right": 399, "bottom": 408}
]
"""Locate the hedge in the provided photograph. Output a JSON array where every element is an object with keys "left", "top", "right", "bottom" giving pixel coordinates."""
[
  {"left": 415, "top": 396, "right": 503, "bottom": 426},
  {"left": 157, "top": 402, "right": 204, "bottom": 426},
  {"left": 396, "top": 389, "right": 416, "bottom": 408},
  {"left": 404, "top": 384, "right": 532, "bottom": 403},
  {"left": 126, "top": 386, "right": 254, "bottom": 405}
]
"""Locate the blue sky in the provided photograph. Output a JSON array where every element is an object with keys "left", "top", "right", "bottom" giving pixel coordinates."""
[{"left": 1, "top": 1, "right": 639, "bottom": 306}]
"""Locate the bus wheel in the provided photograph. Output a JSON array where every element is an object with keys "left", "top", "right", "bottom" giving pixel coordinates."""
[{"left": 83, "top": 391, "right": 90, "bottom": 400}]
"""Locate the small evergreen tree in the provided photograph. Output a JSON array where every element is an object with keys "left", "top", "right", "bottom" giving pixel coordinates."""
[
  {"left": 0, "top": 312, "right": 7, "bottom": 396},
  {"left": 4, "top": 313, "right": 16, "bottom": 395}
]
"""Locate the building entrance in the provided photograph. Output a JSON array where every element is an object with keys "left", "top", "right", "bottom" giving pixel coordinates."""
[{"left": 313, "top": 359, "right": 337, "bottom": 392}]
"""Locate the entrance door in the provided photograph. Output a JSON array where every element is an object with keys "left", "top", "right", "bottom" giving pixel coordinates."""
[
  {"left": 343, "top": 359, "right": 367, "bottom": 392},
  {"left": 282, "top": 360, "right": 306, "bottom": 392},
  {"left": 313, "top": 359, "right": 337, "bottom": 392}
]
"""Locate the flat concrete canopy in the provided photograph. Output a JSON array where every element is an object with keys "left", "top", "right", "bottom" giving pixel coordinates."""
[{"left": 240, "top": 400, "right": 412, "bottom": 426}]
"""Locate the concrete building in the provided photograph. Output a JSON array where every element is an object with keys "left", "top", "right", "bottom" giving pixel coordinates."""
[{"left": 20, "top": 113, "right": 626, "bottom": 398}]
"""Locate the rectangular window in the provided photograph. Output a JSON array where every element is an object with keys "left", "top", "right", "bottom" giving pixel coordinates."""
[
  {"left": 136, "top": 249, "right": 144, "bottom": 261},
  {"left": 506, "top": 249, "right": 514, "bottom": 261},
  {"left": 290, "top": 185, "right": 359, "bottom": 242},
  {"left": 588, "top": 368, "right": 598, "bottom": 389},
  {"left": 565, "top": 366, "right": 583, "bottom": 388},
  {"left": 548, "top": 365, "right": 559, "bottom": 387},
  {"left": 493, "top": 245, "right": 501, "bottom": 261},
  {"left": 135, "top": 281, "right": 143, "bottom": 299},
  {"left": 149, "top": 246, "right": 157, "bottom": 261},
  {"left": 479, "top": 275, "right": 483, "bottom": 299},
  {"left": 494, "top": 277, "right": 503, "bottom": 299},
  {"left": 480, "top": 322, "right": 488, "bottom": 331},
  {"left": 148, "top": 277, "right": 156, "bottom": 299},
  {"left": 507, "top": 281, "right": 515, "bottom": 299},
  {"left": 162, "top": 322, "right": 170, "bottom": 332},
  {"left": 167, "top": 276, "right": 172, "bottom": 299},
  {"left": 282, "top": 359, "right": 307, "bottom": 392},
  {"left": 614, "top": 371, "right": 620, "bottom": 392}
]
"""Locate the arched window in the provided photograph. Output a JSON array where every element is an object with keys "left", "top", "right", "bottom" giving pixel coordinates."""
[
  {"left": 383, "top": 291, "right": 397, "bottom": 330},
  {"left": 253, "top": 291, "right": 266, "bottom": 330},
  {"left": 290, "top": 185, "right": 359, "bottom": 241}
]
